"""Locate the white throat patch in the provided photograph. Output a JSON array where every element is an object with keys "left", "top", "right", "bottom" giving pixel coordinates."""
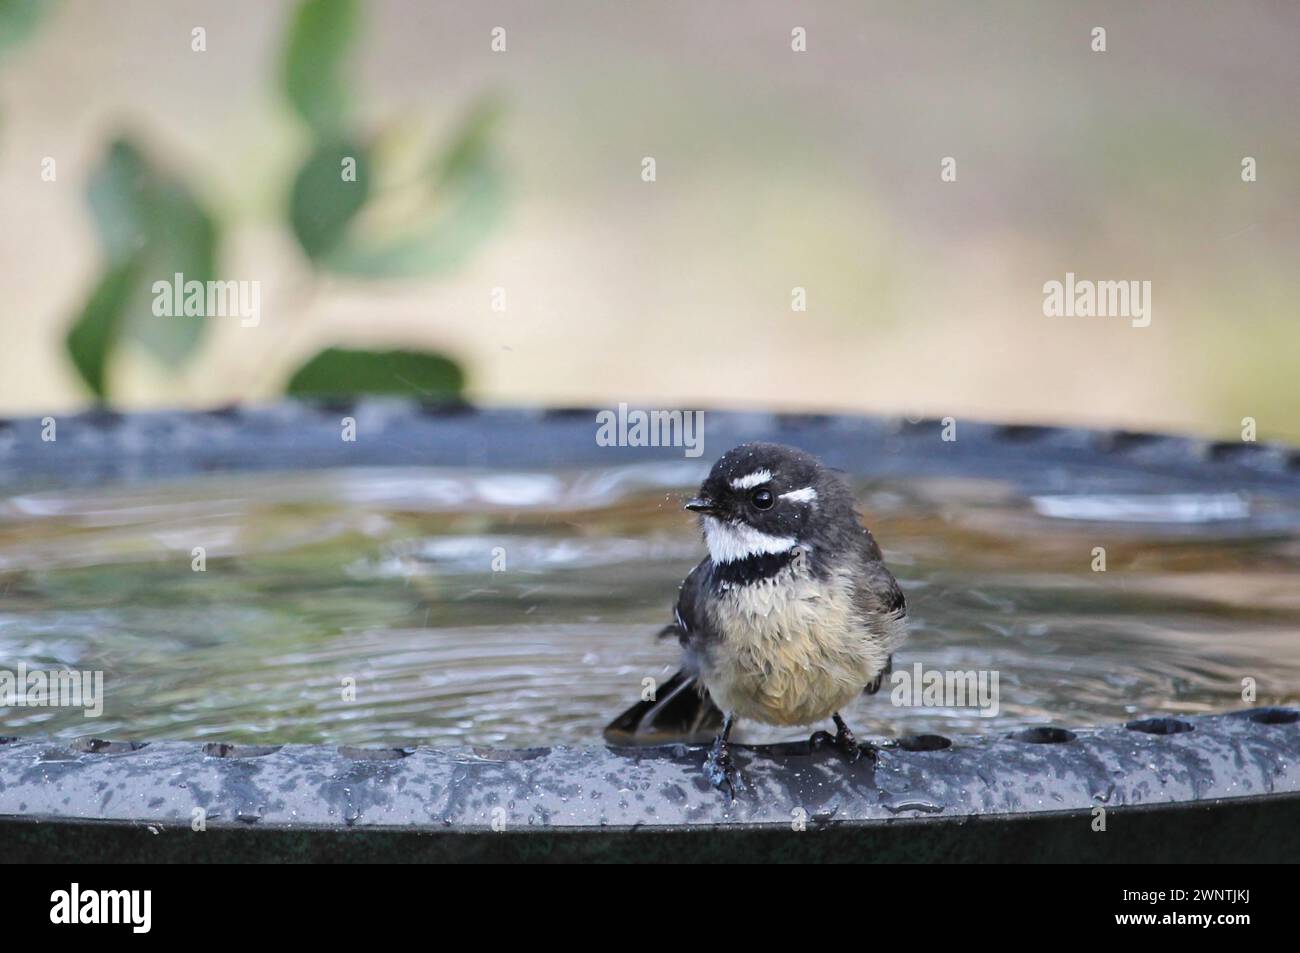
[{"left": 703, "top": 516, "right": 796, "bottom": 564}]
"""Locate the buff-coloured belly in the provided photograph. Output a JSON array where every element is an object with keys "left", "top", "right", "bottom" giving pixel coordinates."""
[{"left": 699, "top": 570, "right": 889, "bottom": 727}]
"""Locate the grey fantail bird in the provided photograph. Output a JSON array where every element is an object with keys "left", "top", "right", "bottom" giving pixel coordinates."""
[{"left": 604, "top": 442, "right": 907, "bottom": 796}]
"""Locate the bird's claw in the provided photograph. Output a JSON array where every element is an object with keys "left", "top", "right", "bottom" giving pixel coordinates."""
[
  {"left": 809, "top": 729, "right": 836, "bottom": 751},
  {"left": 704, "top": 740, "right": 745, "bottom": 799},
  {"left": 854, "top": 740, "right": 879, "bottom": 765},
  {"left": 810, "top": 725, "right": 877, "bottom": 765}
]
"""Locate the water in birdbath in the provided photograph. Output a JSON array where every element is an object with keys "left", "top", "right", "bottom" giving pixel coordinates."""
[{"left": 1, "top": 464, "right": 1298, "bottom": 747}]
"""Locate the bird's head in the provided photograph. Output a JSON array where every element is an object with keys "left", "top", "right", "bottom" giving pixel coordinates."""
[{"left": 685, "top": 442, "right": 850, "bottom": 565}]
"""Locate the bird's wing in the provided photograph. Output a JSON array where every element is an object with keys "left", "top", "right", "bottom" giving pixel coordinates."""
[
  {"left": 604, "top": 558, "right": 724, "bottom": 745},
  {"left": 661, "top": 558, "right": 717, "bottom": 653},
  {"left": 851, "top": 531, "right": 909, "bottom": 657}
]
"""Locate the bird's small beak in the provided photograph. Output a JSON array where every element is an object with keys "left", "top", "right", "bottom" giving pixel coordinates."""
[{"left": 684, "top": 497, "right": 719, "bottom": 516}]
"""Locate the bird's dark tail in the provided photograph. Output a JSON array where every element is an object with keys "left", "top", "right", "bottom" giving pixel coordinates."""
[{"left": 603, "top": 668, "right": 724, "bottom": 746}]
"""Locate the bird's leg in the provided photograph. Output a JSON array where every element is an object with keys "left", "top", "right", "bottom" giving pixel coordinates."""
[
  {"left": 704, "top": 712, "right": 744, "bottom": 798},
  {"left": 810, "top": 712, "right": 877, "bottom": 764}
]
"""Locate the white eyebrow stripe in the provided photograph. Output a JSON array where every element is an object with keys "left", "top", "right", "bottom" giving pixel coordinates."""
[
  {"left": 780, "top": 487, "right": 817, "bottom": 504},
  {"left": 730, "top": 469, "right": 773, "bottom": 490},
  {"left": 702, "top": 517, "right": 796, "bottom": 564}
]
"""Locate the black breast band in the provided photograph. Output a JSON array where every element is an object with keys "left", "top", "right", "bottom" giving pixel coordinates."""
[{"left": 710, "top": 548, "right": 798, "bottom": 588}]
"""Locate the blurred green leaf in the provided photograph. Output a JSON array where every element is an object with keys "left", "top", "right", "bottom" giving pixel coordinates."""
[
  {"left": 434, "top": 96, "right": 505, "bottom": 186},
  {"left": 283, "top": 0, "right": 359, "bottom": 135},
  {"left": 322, "top": 174, "right": 502, "bottom": 277},
  {"left": 0, "top": 0, "right": 48, "bottom": 62},
  {"left": 65, "top": 260, "right": 140, "bottom": 400},
  {"left": 124, "top": 191, "right": 217, "bottom": 365},
  {"left": 285, "top": 348, "right": 465, "bottom": 398},
  {"left": 86, "top": 140, "right": 154, "bottom": 264},
  {"left": 65, "top": 137, "right": 218, "bottom": 395},
  {"left": 290, "top": 137, "right": 370, "bottom": 260},
  {"left": 321, "top": 99, "right": 506, "bottom": 278}
]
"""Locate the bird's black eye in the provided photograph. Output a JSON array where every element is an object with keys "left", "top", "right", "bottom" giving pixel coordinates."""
[{"left": 751, "top": 488, "right": 774, "bottom": 510}]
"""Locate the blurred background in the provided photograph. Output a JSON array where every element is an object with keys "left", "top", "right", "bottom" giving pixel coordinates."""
[{"left": 1, "top": 0, "right": 1298, "bottom": 438}]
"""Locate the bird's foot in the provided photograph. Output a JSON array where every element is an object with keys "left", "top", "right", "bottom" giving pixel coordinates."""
[
  {"left": 810, "top": 723, "right": 877, "bottom": 765},
  {"left": 704, "top": 738, "right": 745, "bottom": 799}
]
